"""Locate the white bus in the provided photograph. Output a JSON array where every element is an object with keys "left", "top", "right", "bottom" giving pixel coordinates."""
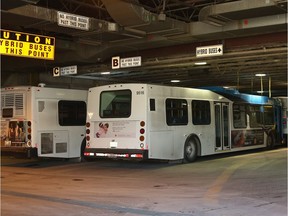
[
  {"left": 84, "top": 83, "right": 284, "bottom": 162},
  {"left": 1, "top": 85, "right": 87, "bottom": 159}
]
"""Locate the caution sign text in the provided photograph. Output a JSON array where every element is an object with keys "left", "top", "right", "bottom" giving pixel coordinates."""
[{"left": 0, "top": 29, "right": 55, "bottom": 60}]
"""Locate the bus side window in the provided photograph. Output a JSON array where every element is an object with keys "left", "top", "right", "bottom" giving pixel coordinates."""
[
  {"left": 192, "top": 100, "right": 211, "bottom": 125},
  {"left": 165, "top": 99, "right": 188, "bottom": 126},
  {"left": 233, "top": 104, "right": 247, "bottom": 128},
  {"left": 263, "top": 106, "right": 274, "bottom": 125},
  {"left": 248, "top": 105, "right": 262, "bottom": 128},
  {"left": 58, "top": 100, "right": 86, "bottom": 126},
  {"left": 150, "top": 99, "right": 155, "bottom": 111}
]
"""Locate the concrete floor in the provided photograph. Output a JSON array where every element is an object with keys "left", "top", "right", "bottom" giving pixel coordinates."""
[{"left": 1, "top": 148, "right": 287, "bottom": 216}]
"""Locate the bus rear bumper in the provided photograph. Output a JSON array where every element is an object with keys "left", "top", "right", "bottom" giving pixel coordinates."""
[
  {"left": 1, "top": 146, "right": 37, "bottom": 158},
  {"left": 84, "top": 148, "right": 148, "bottom": 160}
]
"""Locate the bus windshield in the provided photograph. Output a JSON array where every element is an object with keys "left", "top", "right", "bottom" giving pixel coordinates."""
[{"left": 99, "top": 90, "right": 132, "bottom": 118}]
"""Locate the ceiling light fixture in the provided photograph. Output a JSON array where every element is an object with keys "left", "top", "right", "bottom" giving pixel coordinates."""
[
  {"left": 255, "top": 73, "right": 266, "bottom": 77},
  {"left": 171, "top": 80, "right": 180, "bottom": 83},
  {"left": 101, "top": 71, "right": 110, "bottom": 75},
  {"left": 195, "top": 62, "right": 207, "bottom": 65},
  {"left": 22, "top": 0, "right": 40, "bottom": 4}
]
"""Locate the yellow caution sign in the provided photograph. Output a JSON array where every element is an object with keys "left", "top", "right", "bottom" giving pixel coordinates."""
[{"left": 0, "top": 29, "right": 55, "bottom": 60}]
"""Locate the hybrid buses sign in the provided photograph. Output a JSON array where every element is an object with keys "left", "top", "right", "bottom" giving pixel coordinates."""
[
  {"left": 196, "top": 44, "right": 223, "bottom": 57},
  {"left": 0, "top": 29, "right": 55, "bottom": 60}
]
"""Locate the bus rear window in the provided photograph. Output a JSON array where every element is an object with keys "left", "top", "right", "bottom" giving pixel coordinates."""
[{"left": 100, "top": 90, "right": 132, "bottom": 118}]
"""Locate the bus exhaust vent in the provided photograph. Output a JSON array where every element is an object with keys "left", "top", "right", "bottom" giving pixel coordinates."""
[
  {"left": 41, "top": 133, "right": 53, "bottom": 154},
  {"left": 1, "top": 93, "right": 25, "bottom": 117},
  {"left": 56, "top": 142, "right": 67, "bottom": 153}
]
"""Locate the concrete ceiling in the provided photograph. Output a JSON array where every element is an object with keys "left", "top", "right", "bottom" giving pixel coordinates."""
[{"left": 1, "top": 0, "right": 287, "bottom": 96}]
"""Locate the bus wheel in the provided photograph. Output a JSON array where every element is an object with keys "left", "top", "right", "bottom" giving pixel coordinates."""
[
  {"left": 266, "top": 133, "right": 275, "bottom": 150},
  {"left": 184, "top": 138, "right": 198, "bottom": 163}
]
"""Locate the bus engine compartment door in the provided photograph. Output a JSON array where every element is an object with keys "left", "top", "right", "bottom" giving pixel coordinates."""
[{"left": 39, "top": 131, "right": 68, "bottom": 157}]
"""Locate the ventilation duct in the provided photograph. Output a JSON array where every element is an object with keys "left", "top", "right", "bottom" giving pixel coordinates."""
[
  {"left": 101, "top": 0, "right": 188, "bottom": 37},
  {"left": 101, "top": 0, "right": 150, "bottom": 27},
  {"left": 199, "top": 0, "right": 287, "bottom": 26}
]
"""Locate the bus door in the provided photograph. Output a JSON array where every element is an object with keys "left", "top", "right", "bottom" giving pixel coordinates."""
[{"left": 214, "top": 102, "right": 230, "bottom": 151}]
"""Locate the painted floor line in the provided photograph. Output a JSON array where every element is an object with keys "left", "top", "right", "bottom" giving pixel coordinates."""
[{"left": 2, "top": 190, "right": 193, "bottom": 216}]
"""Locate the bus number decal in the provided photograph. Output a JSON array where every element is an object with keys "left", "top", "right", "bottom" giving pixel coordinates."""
[{"left": 136, "top": 91, "right": 144, "bottom": 95}]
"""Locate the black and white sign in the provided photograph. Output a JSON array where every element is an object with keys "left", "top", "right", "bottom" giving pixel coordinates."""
[
  {"left": 112, "top": 56, "right": 141, "bottom": 69},
  {"left": 112, "top": 56, "right": 121, "bottom": 69},
  {"left": 196, "top": 44, "right": 223, "bottom": 57},
  {"left": 61, "top": 65, "right": 77, "bottom": 75},
  {"left": 57, "top": 11, "right": 89, "bottom": 31},
  {"left": 53, "top": 67, "right": 60, "bottom": 77},
  {"left": 53, "top": 65, "right": 77, "bottom": 77}
]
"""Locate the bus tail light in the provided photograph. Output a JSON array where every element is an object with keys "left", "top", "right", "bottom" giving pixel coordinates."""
[
  {"left": 86, "top": 122, "right": 91, "bottom": 146},
  {"left": 140, "top": 121, "right": 145, "bottom": 127},
  {"left": 139, "top": 121, "right": 145, "bottom": 146},
  {"left": 131, "top": 154, "right": 143, "bottom": 158},
  {"left": 27, "top": 121, "right": 32, "bottom": 147},
  {"left": 27, "top": 121, "right": 31, "bottom": 135}
]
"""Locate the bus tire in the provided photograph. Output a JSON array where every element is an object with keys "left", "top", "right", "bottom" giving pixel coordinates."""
[
  {"left": 183, "top": 137, "right": 199, "bottom": 163},
  {"left": 266, "top": 133, "right": 275, "bottom": 150}
]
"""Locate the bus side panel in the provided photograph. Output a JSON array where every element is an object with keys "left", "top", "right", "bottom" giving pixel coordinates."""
[
  {"left": 147, "top": 87, "right": 219, "bottom": 159},
  {"left": 36, "top": 99, "right": 67, "bottom": 158},
  {"left": 67, "top": 126, "right": 85, "bottom": 157},
  {"left": 35, "top": 97, "right": 85, "bottom": 158},
  {"left": 149, "top": 131, "right": 174, "bottom": 160},
  {"left": 37, "top": 130, "right": 68, "bottom": 158},
  {"left": 147, "top": 94, "right": 174, "bottom": 159}
]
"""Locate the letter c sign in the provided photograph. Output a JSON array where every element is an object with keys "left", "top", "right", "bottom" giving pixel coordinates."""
[{"left": 53, "top": 67, "right": 60, "bottom": 77}]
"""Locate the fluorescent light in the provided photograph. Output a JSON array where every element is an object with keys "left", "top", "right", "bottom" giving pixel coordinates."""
[
  {"left": 101, "top": 71, "right": 110, "bottom": 75},
  {"left": 195, "top": 62, "right": 207, "bottom": 65},
  {"left": 257, "top": 91, "right": 264, "bottom": 93},
  {"left": 171, "top": 80, "right": 180, "bottom": 83},
  {"left": 255, "top": 73, "right": 266, "bottom": 77}
]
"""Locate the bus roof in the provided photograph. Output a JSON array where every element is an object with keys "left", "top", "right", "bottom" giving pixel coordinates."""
[{"left": 202, "top": 86, "right": 271, "bottom": 105}]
